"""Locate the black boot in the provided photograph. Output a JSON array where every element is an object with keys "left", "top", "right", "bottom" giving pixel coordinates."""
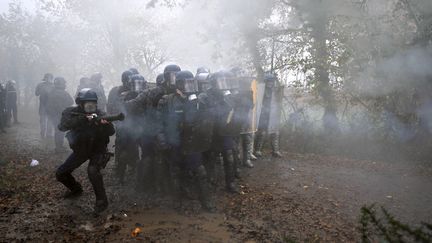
[
  {"left": 222, "top": 150, "right": 239, "bottom": 193},
  {"left": 270, "top": 133, "right": 283, "bottom": 158},
  {"left": 254, "top": 130, "right": 265, "bottom": 157},
  {"left": 194, "top": 166, "right": 216, "bottom": 212},
  {"left": 56, "top": 171, "right": 83, "bottom": 199},
  {"left": 242, "top": 133, "right": 254, "bottom": 168},
  {"left": 88, "top": 163, "right": 108, "bottom": 213},
  {"left": 63, "top": 184, "right": 83, "bottom": 199}
]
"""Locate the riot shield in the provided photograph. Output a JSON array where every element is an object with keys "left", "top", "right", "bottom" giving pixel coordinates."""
[
  {"left": 236, "top": 77, "right": 265, "bottom": 134},
  {"left": 267, "top": 85, "right": 284, "bottom": 133},
  {"left": 254, "top": 81, "right": 266, "bottom": 132}
]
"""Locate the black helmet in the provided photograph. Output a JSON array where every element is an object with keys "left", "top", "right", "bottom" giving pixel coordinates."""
[
  {"left": 75, "top": 88, "right": 98, "bottom": 104},
  {"left": 43, "top": 73, "right": 54, "bottom": 82},
  {"left": 175, "top": 71, "right": 197, "bottom": 94},
  {"left": 121, "top": 70, "right": 133, "bottom": 84},
  {"left": 156, "top": 73, "right": 164, "bottom": 87},
  {"left": 196, "top": 72, "right": 210, "bottom": 92},
  {"left": 163, "top": 64, "right": 181, "bottom": 87},
  {"left": 54, "top": 77, "right": 66, "bottom": 89},
  {"left": 129, "top": 68, "right": 139, "bottom": 75},
  {"left": 129, "top": 74, "right": 147, "bottom": 92},
  {"left": 196, "top": 66, "right": 210, "bottom": 75},
  {"left": 209, "top": 71, "right": 237, "bottom": 90}
]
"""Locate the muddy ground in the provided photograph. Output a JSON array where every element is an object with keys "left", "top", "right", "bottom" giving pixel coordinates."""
[{"left": 1, "top": 109, "right": 432, "bottom": 242}]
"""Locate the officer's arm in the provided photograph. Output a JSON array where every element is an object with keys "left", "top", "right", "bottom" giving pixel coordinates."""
[
  {"left": 58, "top": 108, "right": 87, "bottom": 132},
  {"left": 156, "top": 95, "right": 168, "bottom": 148},
  {"left": 124, "top": 87, "right": 163, "bottom": 114}
]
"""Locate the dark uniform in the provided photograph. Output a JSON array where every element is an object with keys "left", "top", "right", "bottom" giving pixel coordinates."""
[
  {"left": 36, "top": 73, "right": 54, "bottom": 137},
  {"left": 156, "top": 70, "right": 215, "bottom": 211},
  {"left": 56, "top": 89, "right": 115, "bottom": 213},
  {"left": 5, "top": 80, "right": 18, "bottom": 125},
  {"left": 107, "top": 71, "right": 139, "bottom": 184},
  {"left": 0, "top": 84, "right": 6, "bottom": 132},
  {"left": 206, "top": 71, "right": 243, "bottom": 193},
  {"left": 254, "top": 73, "right": 283, "bottom": 158},
  {"left": 46, "top": 77, "right": 74, "bottom": 152}
]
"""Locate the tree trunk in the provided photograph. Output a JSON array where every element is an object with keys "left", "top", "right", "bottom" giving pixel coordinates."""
[{"left": 310, "top": 13, "right": 340, "bottom": 133}]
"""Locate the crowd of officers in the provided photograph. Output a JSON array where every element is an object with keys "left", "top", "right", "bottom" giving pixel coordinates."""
[{"left": 35, "top": 65, "right": 284, "bottom": 214}]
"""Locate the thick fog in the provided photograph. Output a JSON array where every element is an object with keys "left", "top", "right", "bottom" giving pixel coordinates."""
[{"left": 0, "top": 0, "right": 431, "bottom": 147}]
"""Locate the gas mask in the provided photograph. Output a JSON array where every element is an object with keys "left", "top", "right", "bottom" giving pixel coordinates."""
[
  {"left": 176, "top": 78, "right": 199, "bottom": 101},
  {"left": 83, "top": 101, "right": 97, "bottom": 113}
]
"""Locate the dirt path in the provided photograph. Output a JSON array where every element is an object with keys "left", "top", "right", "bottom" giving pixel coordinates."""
[{"left": 1, "top": 110, "right": 431, "bottom": 242}]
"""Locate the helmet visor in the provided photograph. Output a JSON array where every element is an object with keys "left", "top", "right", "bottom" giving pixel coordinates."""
[
  {"left": 177, "top": 78, "right": 198, "bottom": 94},
  {"left": 215, "top": 77, "right": 238, "bottom": 90}
]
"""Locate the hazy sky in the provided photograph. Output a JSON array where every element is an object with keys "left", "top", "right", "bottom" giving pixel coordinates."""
[{"left": 0, "top": 0, "right": 35, "bottom": 13}]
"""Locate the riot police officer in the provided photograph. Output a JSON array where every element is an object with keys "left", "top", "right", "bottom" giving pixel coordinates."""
[
  {"left": 107, "top": 70, "right": 139, "bottom": 184},
  {"left": 36, "top": 73, "right": 54, "bottom": 138},
  {"left": 123, "top": 74, "right": 157, "bottom": 192},
  {"left": 254, "top": 73, "right": 283, "bottom": 158},
  {"left": 5, "top": 80, "right": 18, "bottom": 125},
  {"left": 157, "top": 70, "right": 215, "bottom": 211},
  {"left": 206, "top": 71, "right": 242, "bottom": 193},
  {"left": 124, "top": 65, "right": 181, "bottom": 193},
  {"left": 46, "top": 77, "right": 74, "bottom": 153},
  {"left": 56, "top": 89, "right": 115, "bottom": 213}
]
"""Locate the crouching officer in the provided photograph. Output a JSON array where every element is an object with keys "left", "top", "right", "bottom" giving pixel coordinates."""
[{"left": 56, "top": 88, "right": 115, "bottom": 213}]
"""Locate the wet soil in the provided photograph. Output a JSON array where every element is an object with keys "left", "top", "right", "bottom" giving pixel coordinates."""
[{"left": 1, "top": 110, "right": 431, "bottom": 242}]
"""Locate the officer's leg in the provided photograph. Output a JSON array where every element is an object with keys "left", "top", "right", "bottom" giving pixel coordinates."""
[
  {"left": 56, "top": 152, "right": 87, "bottom": 198},
  {"left": 88, "top": 154, "right": 108, "bottom": 213},
  {"left": 12, "top": 104, "right": 18, "bottom": 123},
  {"left": 115, "top": 131, "right": 138, "bottom": 184},
  {"left": 222, "top": 149, "right": 239, "bottom": 193},
  {"left": 185, "top": 153, "right": 216, "bottom": 212},
  {"left": 136, "top": 136, "right": 155, "bottom": 193},
  {"left": 270, "top": 132, "right": 283, "bottom": 158},
  {"left": 5, "top": 107, "right": 11, "bottom": 126},
  {"left": 242, "top": 133, "right": 254, "bottom": 168},
  {"left": 168, "top": 147, "right": 185, "bottom": 209},
  {"left": 232, "top": 137, "right": 242, "bottom": 178},
  {"left": 254, "top": 129, "right": 265, "bottom": 157},
  {"left": 136, "top": 156, "right": 150, "bottom": 193},
  {"left": 0, "top": 110, "right": 5, "bottom": 132},
  {"left": 202, "top": 150, "right": 216, "bottom": 189},
  {"left": 221, "top": 136, "right": 239, "bottom": 193},
  {"left": 53, "top": 117, "right": 64, "bottom": 151},
  {"left": 39, "top": 111, "right": 46, "bottom": 137}
]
